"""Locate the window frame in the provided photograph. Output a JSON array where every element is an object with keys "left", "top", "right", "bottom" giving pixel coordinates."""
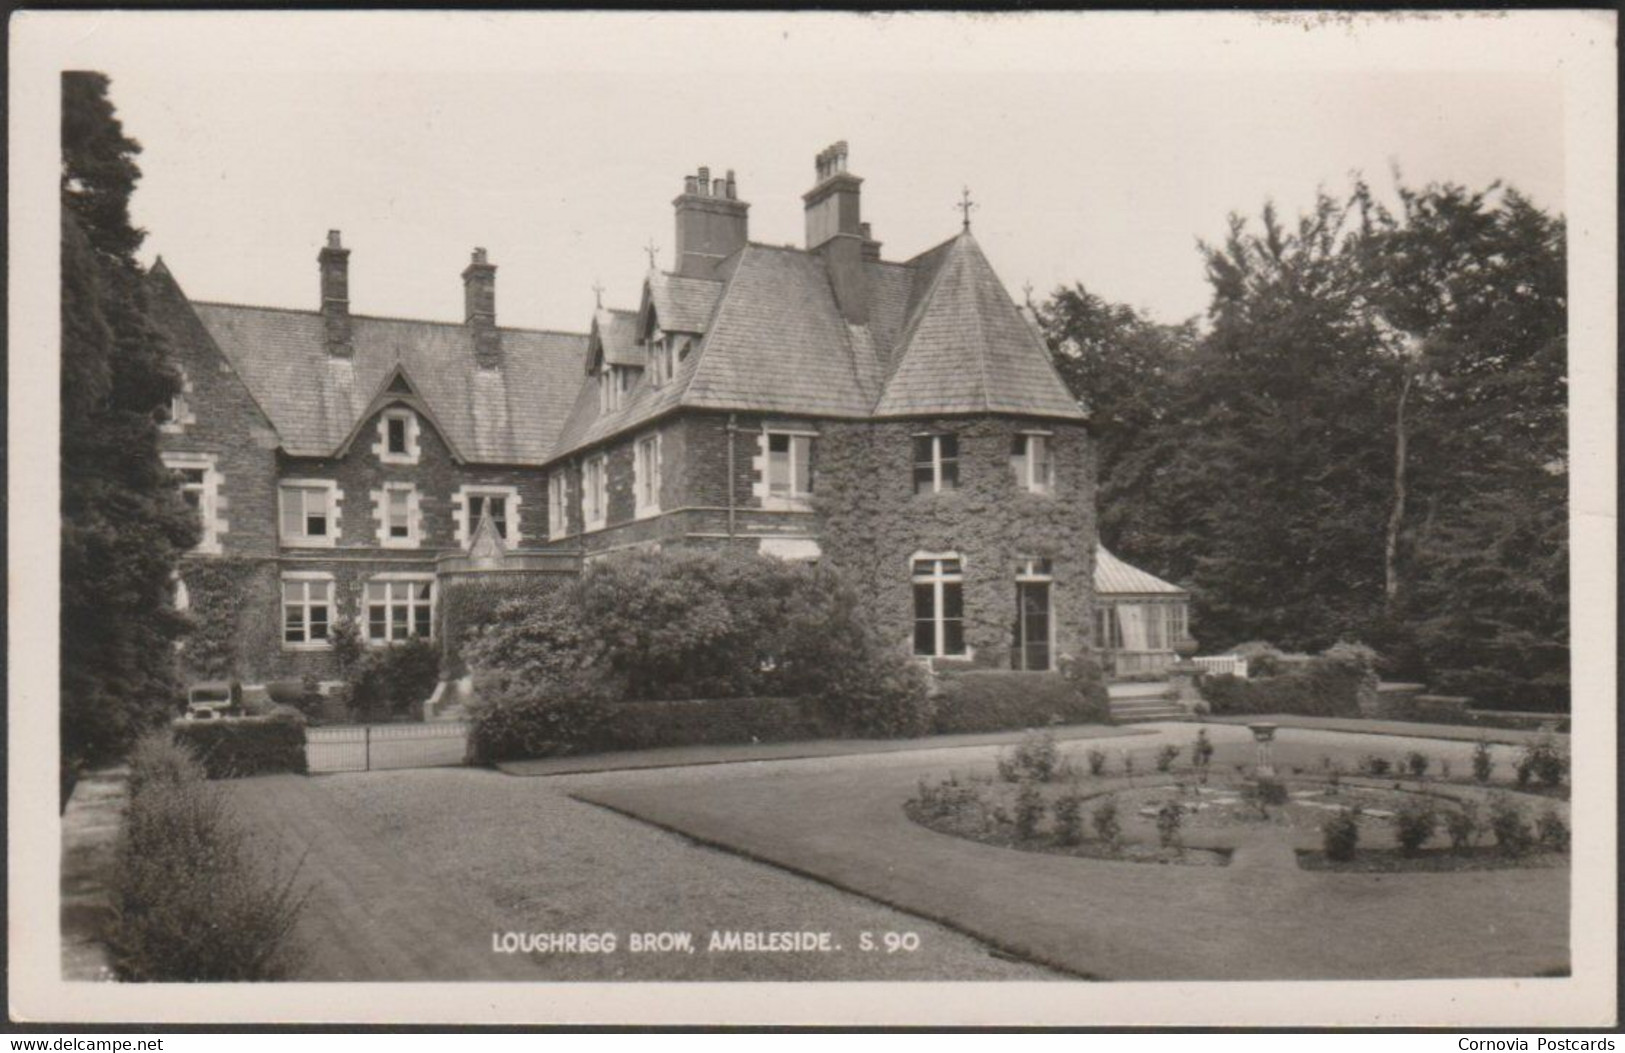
[
  {"left": 764, "top": 430, "right": 815, "bottom": 505},
  {"left": 1011, "top": 431, "right": 1055, "bottom": 494},
  {"left": 279, "top": 480, "right": 340, "bottom": 548},
  {"left": 547, "top": 472, "right": 569, "bottom": 539},
  {"left": 634, "top": 433, "right": 662, "bottom": 518},
  {"left": 377, "top": 408, "right": 420, "bottom": 465},
  {"left": 282, "top": 572, "right": 336, "bottom": 650},
  {"left": 911, "top": 553, "right": 968, "bottom": 659},
  {"left": 912, "top": 433, "right": 960, "bottom": 494},
  {"left": 376, "top": 482, "right": 420, "bottom": 549},
  {"left": 582, "top": 454, "right": 608, "bottom": 531},
  {"left": 164, "top": 452, "right": 223, "bottom": 554},
  {"left": 364, "top": 575, "right": 436, "bottom": 645},
  {"left": 457, "top": 484, "right": 521, "bottom": 548}
]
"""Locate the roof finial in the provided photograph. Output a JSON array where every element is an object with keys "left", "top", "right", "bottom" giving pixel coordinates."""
[
  {"left": 592, "top": 279, "right": 605, "bottom": 308},
  {"left": 958, "top": 186, "right": 978, "bottom": 232},
  {"left": 1022, "top": 280, "right": 1035, "bottom": 308},
  {"left": 644, "top": 239, "right": 660, "bottom": 269}
]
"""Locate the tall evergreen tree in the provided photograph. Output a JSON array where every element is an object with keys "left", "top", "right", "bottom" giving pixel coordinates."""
[{"left": 61, "top": 72, "right": 197, "bottom": 774}]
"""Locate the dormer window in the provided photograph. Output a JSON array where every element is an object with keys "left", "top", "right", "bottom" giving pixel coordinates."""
[
  {"left": 599, "top": 366, "right": 633, "bottom": 413},
  {"left": 650, "top": 335, "right": 681, "bottom": 386},
  {"left": 376, "top": 409, "right": 420, "bottom": 465}
]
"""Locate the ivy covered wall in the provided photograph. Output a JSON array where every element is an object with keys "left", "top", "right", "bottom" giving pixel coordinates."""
[{"left": 814, "top": 416, "right": 1098, "bottom": 670}]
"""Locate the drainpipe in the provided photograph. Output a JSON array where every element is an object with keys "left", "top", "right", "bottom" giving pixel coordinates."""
[{"left": 725, "top": 413, "right": 738, "bottom": 545}]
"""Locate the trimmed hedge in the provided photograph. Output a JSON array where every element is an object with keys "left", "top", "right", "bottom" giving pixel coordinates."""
[
  {"left": 931, "top": 669, "right": 1109, "bottom": 734},
  {"left": 171, "top": 714, "right": 307, "bottom": 778},
  {"left": 588, "top": 697, "right": 830, "bottom": 754},
  {"left": 1199, "top": 642, "right": 1378, "bottom": 719}
]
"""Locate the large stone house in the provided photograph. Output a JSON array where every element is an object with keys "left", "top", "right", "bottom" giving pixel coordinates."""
[{"left": 150, "top": 142, "right": 1190, "bottom": 691}]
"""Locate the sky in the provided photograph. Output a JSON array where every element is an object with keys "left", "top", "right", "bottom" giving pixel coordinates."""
[{"left": 67, "top": 12, "right": 1570, "bottom": 332}]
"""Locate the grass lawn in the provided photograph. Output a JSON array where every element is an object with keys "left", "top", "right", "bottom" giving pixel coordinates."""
[
  {"left": 568, "top": 724, "right": 1569, "bottom": 981},
  {"left": 226, "top": 768, "right": 1059, "bottom": 981}
]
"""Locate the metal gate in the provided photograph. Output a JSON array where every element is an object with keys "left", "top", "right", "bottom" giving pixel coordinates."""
[{"left": 306, "top": 721, "right": 471, "bottom": 774}]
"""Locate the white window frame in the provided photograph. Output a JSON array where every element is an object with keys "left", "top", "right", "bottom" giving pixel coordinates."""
[
  {"left": 374, "top": 482, "right": 421, "bottom": 549},
  {"left": 454, "top": 484, "right": 521, "bottom": 548},
  {"left": 164, "top": 451, "right": 225, "bottom": 555},
  {"left": 376, "top": 408, "right": 421, "bottom": 465},
  {"left": 582, "top": 454, "right": 608, "bottom": 531},
  {"left": 1012, "top": 431, "right": 1055, "bottom": 494},
  {"left": 763, "top": 430, "right": 815, "bottom": 507},
  {"left": 634, "top": 433, "right": 662, "bottom": 518},
  {"left": 282, "top": 571, "right": 336, "bottom": 650},
  {"left": 1013, "top": 556, "right": 1055, "bottom": 672},
  {"left": 547, "top": 472, "right": 569, "bottom": 540},
  {"left": 911, "top": 552, "right": 968, "bottom": 659},
  {"left": 649, "top": 334, "right": 676, "bottom": 386},
  {"left": 364, "top": 573, "right": 436, "bottom": 645},
  {"left": 912, "top": 433, "right": 960, "bottom": 494},
  {"left": 279, "top": 479, "right": 341, "bottom": 548}
]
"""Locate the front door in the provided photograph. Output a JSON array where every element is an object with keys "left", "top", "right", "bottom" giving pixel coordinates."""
[{"left": 1013, "top": 581, "right": 1052, "bottom": 671}]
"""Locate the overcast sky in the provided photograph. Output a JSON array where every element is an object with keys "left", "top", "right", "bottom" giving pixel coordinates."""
[{"left": 70, "top": 12, "right": 1569, "bottom": 332}]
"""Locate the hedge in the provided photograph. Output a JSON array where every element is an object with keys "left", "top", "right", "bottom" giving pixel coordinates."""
[
  {"left": 931, "top": 669, "right": 1109, "bottom": 734},
  {"left": 1198, "top": 643, "right": 1377, "bottom": 719},
  {"left": 588, "top": 697, "right": 831, "bottom": 754},
  {"left": 171, "top": 714, "right": 307, "bottom": 778}
]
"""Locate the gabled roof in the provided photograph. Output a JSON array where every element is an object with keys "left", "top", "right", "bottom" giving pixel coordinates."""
[
  {"left": 1095, "top": 547, "right": 1188, "bottom": 596},
  {"left": 873, "top": 233, "right": 1085, "bottom": 420},
  {"left": 188, "top": 301, "right": 587, "bottom": 464},
  {"left": 644, "top": 270, "right": 723, "bottom": 334},
  {"left": 588, "top": 307, "right": 642, "bottom": 370}
]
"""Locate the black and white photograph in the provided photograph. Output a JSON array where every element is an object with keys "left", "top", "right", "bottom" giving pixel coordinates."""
[{"left": 10, "top": 9, "right": 1617, "bottom": 1029}]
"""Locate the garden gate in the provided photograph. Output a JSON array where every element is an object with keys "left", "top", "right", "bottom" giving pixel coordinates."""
[{"left": 305, "top": 721, "right": 471, "bottom": 774}]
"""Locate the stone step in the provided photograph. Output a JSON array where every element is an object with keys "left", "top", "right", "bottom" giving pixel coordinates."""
[{"left": 1110, "top": 699, "right": 1192, "bottom": 724}]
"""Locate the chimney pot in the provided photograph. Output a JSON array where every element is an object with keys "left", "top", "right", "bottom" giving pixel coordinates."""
[
  {"left": 725, "top": 170, "right": 737, "bottom": 199},
  {"left": 685, "top": 175, "right": 698, "bottom": 195},
  {"left": 326, "top": 229, "right": 343, "bottom": 249},
  {"left": 697, "top": 166, "right": 710, "bottom": 193},
  {"left": 712, "top": 178, "right": 725, "bottom": 197}
]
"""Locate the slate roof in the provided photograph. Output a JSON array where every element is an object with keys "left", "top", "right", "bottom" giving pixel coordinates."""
[
  {"left": 187, "top": 301, "right": 587, "bottom": 464},
  {"left": 1095, "top": 547, "right": 1188, "bottom": 596},
  {"left": 551, "top": 231, "right": 1085, "bottom": 459},
  {"left": 589, "top": 308, "right": 642, "bottom": 370}
]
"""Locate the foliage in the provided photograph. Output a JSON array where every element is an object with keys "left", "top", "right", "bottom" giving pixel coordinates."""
[
  {"left": 909, "top": 774, "right": 991, "bottom": 828},
  {"left": 1192, "top": 729, "right": 1215, "bottom": 773},
  {"left": 1488, "top": 795, "right": 1534, "bottom": 857},
  {"left": 1155, "top": 744, "right": 1182, "bottom": 774},
  {"left": 329, "top": 617, "right": 364, "bottom": 674},
  {"left": 1155, "top": 801, "right": 1185, "bottom": 849},
  {"left": 170, "top": 713, "right": 307, "bottom": 778},
  {"left": 1359, "top": 755, "right": 1393, "bottom": 777},
  {"left": 61, "top": 73, "right": 197, "bottom": 774},
  {"left": 1090, "top": 795, "right": 1121, "bottom": 847},
  {"left": 106, "top": 733, "right": 306, "bottom": 980},
  {"left": 931, "top": 669, "right": 1108, "bottom": 735},
  {"left": 995, "top": 730, "right": 1066, "bottom": 784},
  {"left": 348, "top": 638, "right": 442, "bottom": 721},
  {"left": 1199, "top": 642, "right": 1375, "bottom": 719},
  {"left": 1242, "top": 775, "right": 1289, "bottom": 816},
  {"left": 463, "top": 551, "right": 934, "bottom": 758},
  {"left": 1393, "top": 796, "right": 1438, "bottom": 855},
  {"left": 1321, "top": 806, "right": 1362, "bottom": 862},
  {"left": 1052, "top": 789, "right": 1085, "bottom": 846},
  {"left": 1444, "top": 801, "right": 1481, "bottom": 853},
  {"left": 1085, "top": 747, "right": 1108, "bottom": 777},
  {"left": 1516, "top": 736, "right": 1568, "bottom": 789},
  {"left": 586, "top": 697, "right": 827, "bottom": 755},
  {"left": 1039, "top": 179, "right": 1567, "bottom": 710},
  {"left": 1534, "top": 808, "right": 1569, "bottom": 854},
  {"left": 1404, "top": 751, "right": 1431, "bottom": 779},
  {"left": 1014, "top": 782, "right": 1045, "bottom": 841}
]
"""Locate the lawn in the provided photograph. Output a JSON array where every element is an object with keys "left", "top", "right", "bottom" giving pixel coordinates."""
[
  {"left": 226, "top": 767, "right": 1059, "bottom": 981},
  {"left": 568, "top": 723, "right": 1570, "bottom": 981}
]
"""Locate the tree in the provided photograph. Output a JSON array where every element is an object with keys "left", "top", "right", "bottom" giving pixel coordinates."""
[{"left": 61, "top": 72, "right": 197, "bottom": 774}]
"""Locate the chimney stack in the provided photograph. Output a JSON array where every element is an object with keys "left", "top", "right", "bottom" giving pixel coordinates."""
[
  {"left": 462, "top": 247, "right": 501, "bottom": 370},
  {"left": 803, "top": 142, "right": 870, "bottom": 325},
  {"left": 318, "top": 230, "right": 352, "bottom": 358},
  {"left": 673, "top": 165, "right": 750, "bottom": 278}
]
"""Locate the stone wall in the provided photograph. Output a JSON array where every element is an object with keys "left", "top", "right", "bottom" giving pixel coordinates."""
[{"left": 815, "top": 416, "right": 1098, "bottom": 669}]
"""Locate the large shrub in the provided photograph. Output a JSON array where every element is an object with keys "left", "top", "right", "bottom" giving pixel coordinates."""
[
  {"left": 349, "top": 637, "right": 441, "bottom": 720},
  {"left": 106, "top": 733, "right": 307, "bottom": 980},
  {"left": 464, "top": 550, "right": 934, "bottom": 757},
  {"left": 931, "top": 667, "right": 1108, "bottom": 735},
  {"left": 170, "top": 712, "right": 307, "bottom": 778}
]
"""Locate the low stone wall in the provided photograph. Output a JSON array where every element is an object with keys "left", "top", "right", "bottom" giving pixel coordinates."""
[{"left": 61, "top": 767, "right": 127, "bottom": 981}]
